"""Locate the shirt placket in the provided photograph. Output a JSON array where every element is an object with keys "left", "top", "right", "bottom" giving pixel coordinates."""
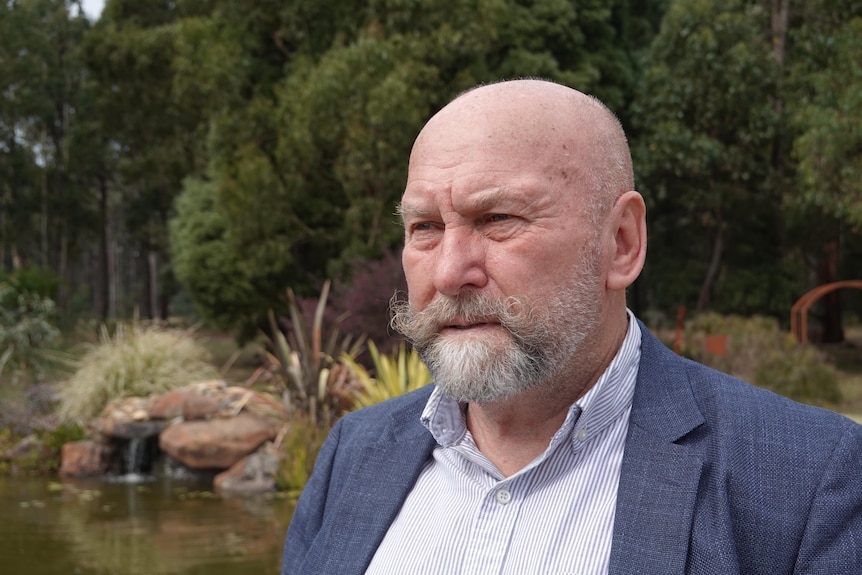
[{"left": 461, "top": 477, "right": 524, "bottom": 575}]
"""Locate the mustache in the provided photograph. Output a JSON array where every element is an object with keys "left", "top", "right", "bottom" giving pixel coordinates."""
[{"left": 389, "top": 291, "right": 545, "bottom": 348}]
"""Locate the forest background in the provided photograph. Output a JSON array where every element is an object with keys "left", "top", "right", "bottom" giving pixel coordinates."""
[{"left": 1, "top": 0, "right": 861, "bottom": 350}]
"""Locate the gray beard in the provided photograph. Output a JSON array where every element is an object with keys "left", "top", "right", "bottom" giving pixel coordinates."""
[{"left": 389, "top": 282, "right": 601, "bottom": 404}]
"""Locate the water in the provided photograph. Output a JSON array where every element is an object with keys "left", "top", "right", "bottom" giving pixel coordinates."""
[{"left": 0, "top": 474, "right": 295, "bottom": 575}]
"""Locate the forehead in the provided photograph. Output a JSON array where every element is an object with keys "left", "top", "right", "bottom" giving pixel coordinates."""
[{"left": 400, "top": 124, "right": 578, "bottom": 217}]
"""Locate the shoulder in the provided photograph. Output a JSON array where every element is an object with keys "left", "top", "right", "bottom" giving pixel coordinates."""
[{"left": 635, "top": 320, "right": 860, "bottom": 449}]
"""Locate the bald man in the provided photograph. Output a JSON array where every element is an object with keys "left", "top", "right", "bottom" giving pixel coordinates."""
[{"left": 281, "top": 80, "right": 862, "bottom": 575}]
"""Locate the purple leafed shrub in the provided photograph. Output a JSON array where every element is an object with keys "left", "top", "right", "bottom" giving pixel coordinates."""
[{"left": 330, "top": 249, "right": 408, "bottom": 357}]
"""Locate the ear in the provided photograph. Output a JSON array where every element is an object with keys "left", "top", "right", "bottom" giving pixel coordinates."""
[{"left": 606, "top": 191, "right": 647, "bottom": 291}]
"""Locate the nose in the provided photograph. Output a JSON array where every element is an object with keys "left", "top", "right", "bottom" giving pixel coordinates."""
[{"left": 433, "top": 226, "right": 488, "bottom": 296}]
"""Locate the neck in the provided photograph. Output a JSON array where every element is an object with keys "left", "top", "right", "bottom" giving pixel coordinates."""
[{"left": 466, "top": 309, "right": 630, "bottom": 477}]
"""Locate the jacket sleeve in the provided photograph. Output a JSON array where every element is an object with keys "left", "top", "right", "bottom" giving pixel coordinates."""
[
  {"left": 794, "top": 420, "right": 862, "bottom": 573},
  {"left": 280, "top": 417, "right": 345, "bottom": 575}
]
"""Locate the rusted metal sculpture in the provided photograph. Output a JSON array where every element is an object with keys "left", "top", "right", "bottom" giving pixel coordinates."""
[{"left": 790, "top": 280, "right": 862, "bottom": 343}]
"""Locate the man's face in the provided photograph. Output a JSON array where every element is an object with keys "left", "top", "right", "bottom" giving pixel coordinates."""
[{"left": 394, "top": 106, "right": 608, "bottom": 403}]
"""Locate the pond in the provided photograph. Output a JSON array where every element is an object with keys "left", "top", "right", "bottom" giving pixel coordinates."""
[{"left": 0, "top": 474, "right": 294, "bottom": 575}]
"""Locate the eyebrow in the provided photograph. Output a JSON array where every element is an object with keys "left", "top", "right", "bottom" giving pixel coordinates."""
[
  {"left": 395, "top": 187, "right": 516, "bottom": 221},
  {"left": 395, "top": 202, "right": 432, "bottom": 221}
]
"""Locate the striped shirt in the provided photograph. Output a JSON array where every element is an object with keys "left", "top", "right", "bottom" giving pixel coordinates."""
[{"left": 366, "top": 311, "right": 642, "bottom": 575}]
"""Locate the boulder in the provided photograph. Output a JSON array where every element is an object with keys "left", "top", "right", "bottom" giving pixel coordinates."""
[
  {"left": 60, "top": 440, "right": 113, "bottom": 477},
  {"left": 90, "top": 418, "right": 167, "bottom": 440},
  {"left": 214, "top": 442, "right": 283, "bottom": 494},
  {"left": 149, "top": 380, "right": 226, "bottom": 420},
  {"left": 159, "top": 413, "right": 282, "bottom": 470}
]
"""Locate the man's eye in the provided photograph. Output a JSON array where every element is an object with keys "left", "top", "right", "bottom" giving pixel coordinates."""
[
  {"left": 412, "top": 222, "right": 438, "bottom": 232},
  {"left": 487, "top": 214, "right": 510, "bottom": 223}
]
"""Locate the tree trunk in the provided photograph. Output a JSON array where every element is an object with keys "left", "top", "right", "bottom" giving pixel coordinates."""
[
  {"left": 770, "top": 0, "right": 789, "bottom": 176},
  {"left": 817, "top": 231, "right": 844, "bottom": 343},
  {"left": 148, "top": 250, "right": 158, "bottom": 320},
  {"left": 98, "top": 172, "right": 114, "bottom": 319},
  {"left": 697, "top": 206, "right": 724, "bottom": 312}
]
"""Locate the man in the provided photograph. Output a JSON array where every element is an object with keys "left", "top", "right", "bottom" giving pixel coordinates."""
[{"left": 282, "top": 79, "right": 862, "bottom": 574}]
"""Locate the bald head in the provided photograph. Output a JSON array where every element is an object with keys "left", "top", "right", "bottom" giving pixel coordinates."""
[{"left": 411, "top": 79, "right": 634, "bottom": 223}]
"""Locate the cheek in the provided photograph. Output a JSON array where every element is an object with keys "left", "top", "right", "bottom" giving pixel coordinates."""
[{"left": 402, "top": 252, "right": 433, "bottom": 305}]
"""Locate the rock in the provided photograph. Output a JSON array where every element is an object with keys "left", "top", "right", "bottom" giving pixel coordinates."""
[
  {"left": 60, "top": 440, "right": 113, "bottom": 477},
  {"left": 214, "top": 442, "right": 283, "bottom": 494},
  {"left": 100, "top": 396, "right": 152, "bottom": 421},
  {"left": 148, "top": 380, "right": 226, "bottom": 420},
  {"left": 90, "top": 418, "right": 167, "bottom": 440},
  {"left": 2, "top": 435, "right": 44, "bottom": 461},
  {"left": 221, "top": 387, "right": 289, "bottom": 421},
  {"left": 147, "top": 389, "right": 185, "bottom": 419},
  {"left": 159, "top": 413, "right": 282, "bottom": 470}
]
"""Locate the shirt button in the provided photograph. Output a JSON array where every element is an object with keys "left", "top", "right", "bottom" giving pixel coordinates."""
[
  {"left": 576, "top": 429, "right": 588, "bottom": 441},
  {"left": 495, "top": 489, "right": 511, "bottom": 505}
]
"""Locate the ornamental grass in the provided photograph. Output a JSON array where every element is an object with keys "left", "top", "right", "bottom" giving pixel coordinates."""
[{"left": 57, "top": 323, "right": 218, "bottom": 423}]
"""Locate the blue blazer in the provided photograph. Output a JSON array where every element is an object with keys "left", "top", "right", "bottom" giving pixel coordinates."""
[{"left": 282, "top": 322, "right": 862, "bottom": 574}]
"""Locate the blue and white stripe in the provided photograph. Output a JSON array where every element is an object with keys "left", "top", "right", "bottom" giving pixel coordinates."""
[{"left": 366, "top": 311, "right": 642, "bottom": 575}]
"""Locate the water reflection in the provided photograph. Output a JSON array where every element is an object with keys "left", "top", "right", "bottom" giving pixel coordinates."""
[{"left": 0, "top": 475, "right": 295, "bottom": 575}]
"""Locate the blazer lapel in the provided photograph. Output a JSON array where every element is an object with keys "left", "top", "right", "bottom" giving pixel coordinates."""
[
  {"left": 321, "top": 398, "right": 437, "bottom": 574},
  {"left": 608, "top": 324, "right": 707, "bottom": 575}
]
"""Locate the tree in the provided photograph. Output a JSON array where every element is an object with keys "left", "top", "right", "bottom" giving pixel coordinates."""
[
  {"left": 168, "top": 0, "right": 660, "bottom": 333},
  {"left": 632, "top": 0, "right": 787, "bottom": 317},
  {"left": 785, "top": 1, "right": 862, "bottom": 341}
]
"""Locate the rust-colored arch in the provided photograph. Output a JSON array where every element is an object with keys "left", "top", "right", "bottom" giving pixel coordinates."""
[{"left": 790, "top": 280, "right": 862, "bottom": 343}]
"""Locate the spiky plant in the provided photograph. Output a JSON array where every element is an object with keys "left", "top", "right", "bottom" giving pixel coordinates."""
[
  {"left": 343, "top": 340, "right": 433, "bottom": 410},
  {"left": 258, "top": 280, "right": 365, "bottom": 427}
]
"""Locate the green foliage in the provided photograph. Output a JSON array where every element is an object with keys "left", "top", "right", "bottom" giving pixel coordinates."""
[
  {"left": 167, "top": 0, "right": 657, "bottom": 332},
  {"left": 57, "top": 322, "right": 219, "bottom": 423},
  {"left": 632, "top": 0, "right": 785, "bottom": 315},
  {"left": 169, "top": 175, "right": 271, "bottom": 335},
  {"left": 342, "top": 341, "right": 432, "bottom": 409},
  {"left": 0, "top": 267, "right": 61, "bottom": 300},
  {"left": 257, "top": 281, "right": 364, "bottom": 426},
  {"left": 0, "top": 283, "right": 61, "bottom": 381},
  {"left": 754, "top": 345, "right": 842, "bottom": 408},
  {"left": 788, "top": 7, "right": 862, "bottom": 229},
  {"left": 682, "top": 312, "right": 842, "bottom": 406},
  {"left": 275, "top": 414, "right": 328, "bottom": 495},
  {"left": 0, "top": 423, "right": 85, "bottom": 475}
]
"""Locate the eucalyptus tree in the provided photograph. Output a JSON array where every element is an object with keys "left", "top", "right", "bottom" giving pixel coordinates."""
[
  {"left": 82, "top": 0, "right": 210, "bottom": 318},
  {"left": 0, "top": 0, "right": 94, "bottom": 312}
]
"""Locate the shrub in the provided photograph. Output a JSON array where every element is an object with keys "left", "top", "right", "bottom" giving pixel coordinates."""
[
  {"left": 342, "top": 341, "right": 432, "bottom": 409},
  {"left": 0, "top": 267, "right": 61, "bottom": 300},
  {"left": 256, "top": 281, "right": 364, "bottom": 427},
  {"left": 0, "top": 283, "right": 61, "bottom": 381},
  {"left": 57, "top": 323, "right": 219, "bottom": 423},
  {"left": 330, "top": 249, "right": 407, "bottom": 355},
  {"left": 681, "top": 312, "right": 841, "bottom": 406},
  {"left": 754, "top": 343, "right": 842, "bottom": 408}
]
